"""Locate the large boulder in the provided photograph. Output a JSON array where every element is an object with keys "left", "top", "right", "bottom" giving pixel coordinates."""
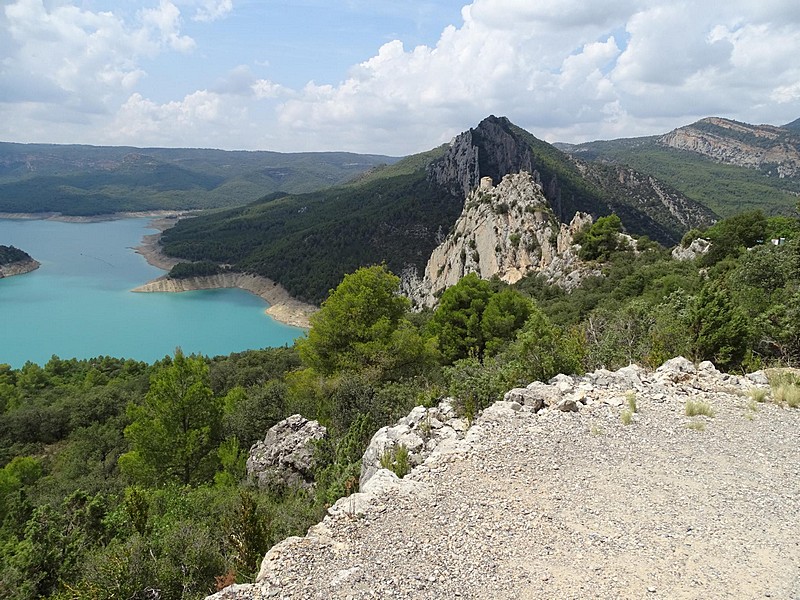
[
  {"left": 247, "top": 414, "right": 327, "bottom": 490},
  {"left": 359, "top": 399, "right": 469, "bottom": 489}
]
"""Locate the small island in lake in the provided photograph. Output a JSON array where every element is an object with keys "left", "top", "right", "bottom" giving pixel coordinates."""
[{"left": 0, "top": 245, "right": 40, "bottom": 278}]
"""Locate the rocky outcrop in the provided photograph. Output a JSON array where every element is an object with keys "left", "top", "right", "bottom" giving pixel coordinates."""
[
  {"left": 359, "top": 399, "right": 469, "bottom": 488},
  {"left": 208, "top": 357, "right": 800, "bottom": 600},
  {"left": 0, "top": 258, "right": 39, "bottom": 278},
  {"left": 660, "top": 117, "right": 800, "bottom": 178},
  {"left": 132, "top": 272, "right": 316, "bottom": 328},
  {"left": 671, "top": 237, "right": 711, "bottom": 261},
  {"left": 0, "top": 245, "right": 39, "bottom": 278},
  {"left": 246, "top": 415, "right": 327, "bottom": 490},
  {"left": 403, "top": 172, "right": 596, "bottom": 308}
]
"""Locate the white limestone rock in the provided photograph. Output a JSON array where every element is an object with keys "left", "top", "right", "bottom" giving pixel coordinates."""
[{"left": 246, "top": 414, "right": 327, "bottom": 490}]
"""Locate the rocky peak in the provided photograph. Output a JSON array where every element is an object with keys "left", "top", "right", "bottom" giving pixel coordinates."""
[
  {"left": 403, "top": 172, "right": 595, "bottom": 308},
  {"left": 427, "top": 115, "right": 535, "bottom": 200}
]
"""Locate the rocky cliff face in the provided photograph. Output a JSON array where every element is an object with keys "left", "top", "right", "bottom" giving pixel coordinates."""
[
  {"left": 660, "top": 117, "right": 800, "bottom": 178},
  {"left": 427, "top": 115, "right": 535, "bottom": 200},
  {"left": 403, "top": 172, "right": 594, "bottom": 308}
]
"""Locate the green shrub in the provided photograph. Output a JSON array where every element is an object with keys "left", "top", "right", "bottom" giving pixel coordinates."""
[
  {"left": 380, "top": 444, "right": 410, "bottom": 478},
  {"left": 685, "top": 399, "right": 715, "bottom": 417}
]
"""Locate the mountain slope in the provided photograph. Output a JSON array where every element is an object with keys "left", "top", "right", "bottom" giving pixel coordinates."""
[
  {"left": 161, "top": 116, "right": 715, "bottom": 304},
  {"left": 565, "top": 118, "right": 800, "bottom": 217},
  {"left": 160, "top": 159, "right": 461, "bottom": 304},
  {"left": 0, "top": 142, "right": 396, "bottom": 215}
]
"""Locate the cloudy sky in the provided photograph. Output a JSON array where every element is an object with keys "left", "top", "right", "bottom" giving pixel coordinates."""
[{"left": 2, "top": 0, "right": 800, "bottom": 155}]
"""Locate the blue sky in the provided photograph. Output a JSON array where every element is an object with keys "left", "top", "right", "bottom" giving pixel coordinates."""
[{"left": 2, "top": 1, "right": 800, "bottom": 155}]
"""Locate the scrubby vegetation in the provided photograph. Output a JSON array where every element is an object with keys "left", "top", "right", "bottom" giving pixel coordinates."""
[
  {"left": 0, "top": 245, "right": 31, "bottom": 265},
  {"left": 2, "top": 209, "right": 799, "bottom": 599}
]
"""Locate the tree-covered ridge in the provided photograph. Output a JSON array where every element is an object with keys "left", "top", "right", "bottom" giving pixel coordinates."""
[
  {"left": 565, "top": 133, "right": 800, "bottom": 218},
  {"left": 0, "top": 245, "right": 31, "bottom": 265},
  {"left": 0, "top": 142, "right": 397, "bottom": 216},
  {"left": 161, "top": 170, "right": 463, "bottom": 304}
]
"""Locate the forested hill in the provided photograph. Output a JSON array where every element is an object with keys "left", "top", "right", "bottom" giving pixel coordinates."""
[
  {"left": 0, "top": 142, "right": 397, "bottom": 216},
  {"left": 562, "top": 117, "right": 800, "bottom": 218},
  {"left": 160, "top": 116, "right": 715, "bottom": 304}
]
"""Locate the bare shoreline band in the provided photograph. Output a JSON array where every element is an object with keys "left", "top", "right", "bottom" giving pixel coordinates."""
[{"left": 131, "top": 218, "right": 316, "bottom": 329}]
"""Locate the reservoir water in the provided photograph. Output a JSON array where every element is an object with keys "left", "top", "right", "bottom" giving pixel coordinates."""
[{"left": 0, "top": 218, "right": 304, "bottom": 368}]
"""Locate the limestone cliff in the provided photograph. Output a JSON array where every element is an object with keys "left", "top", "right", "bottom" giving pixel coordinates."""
[
  {"left": 660, "top": 117, "right": 800, "bottom": 178},
  {"left": 403, "top": 172, "right": 594, "bottom": 308}
]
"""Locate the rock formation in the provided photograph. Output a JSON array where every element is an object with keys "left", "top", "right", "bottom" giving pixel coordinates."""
[
  {"left": 359, "top": 399, "right": 469, "bottom": 488},
  {"left": 0, "top": 245, "right": 39, "bottom": 278},
  {"left": 0, "top": 258, "right": 39, "bottom": 278},
  {"left": 403, "top": 172, "right": 595, "bottom": 308},
  {"left": 208, "top": 357, "right": 800, "bottom": 600},
  {"left": 671, "top": 237, "right": 712, "bottom": 261},
  {"left": 246, "top": 415, "right": 327, "bottom": 490}
]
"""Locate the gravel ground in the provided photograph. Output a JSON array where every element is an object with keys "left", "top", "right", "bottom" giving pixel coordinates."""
[{"left": 211, "top": 361, "right": 800, "bottom": 600}]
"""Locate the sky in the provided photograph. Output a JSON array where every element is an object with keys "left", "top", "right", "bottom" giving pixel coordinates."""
[{"left": 2, "top": 0, "right": 800, "bottom": 155}]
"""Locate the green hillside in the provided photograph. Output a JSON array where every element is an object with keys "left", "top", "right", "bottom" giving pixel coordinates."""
[
  {"left": 161, "top": 161, "right": 461, "bottom": 304},
  {"left": 567, "top": 137, "right": 800, "bottom": 218},
  {"left": 0, "top": 143, "right": 397, "bottom": 216}
]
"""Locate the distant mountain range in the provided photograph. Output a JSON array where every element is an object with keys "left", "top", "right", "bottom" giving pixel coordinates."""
[
  {"left": 0, "top": 143, "right": 397, "bottom": 216},
  {"left": 559, "top": 116, "right": 800, "bottom": 217}
]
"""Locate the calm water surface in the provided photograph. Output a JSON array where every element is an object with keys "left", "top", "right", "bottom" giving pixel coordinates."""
[{"left": 0, "top": 218, "right": 304, "bottom": 367}]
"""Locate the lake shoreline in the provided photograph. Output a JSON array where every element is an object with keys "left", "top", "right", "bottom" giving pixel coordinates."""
[
  {"left": 133, "top": 222, "right": 316, "bottom": 329},
  {"left": 0, "top": 211, "right": 317, "bottom": 329},
  {"left": 0, "top": 210, "right": 197, "bottom": 223},
  {"left": 0, "top": 258, "right": 40, "bottom": 278}
]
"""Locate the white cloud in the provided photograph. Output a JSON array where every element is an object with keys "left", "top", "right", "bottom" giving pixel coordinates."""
[
  {"left": 3, "top": 0, "right": 800, "bottom": 152},
  {"left": 108, "top": 90, "right": 245, "bottom": 146},
  {"left": 0, "top": 0, "right": 195, "bottom": 119},
  {"left": 269, "top": 0, "right": 800, "bottom": 152},
  {"left": 192, "top": 0, "right": 233, "bottom": 23}
]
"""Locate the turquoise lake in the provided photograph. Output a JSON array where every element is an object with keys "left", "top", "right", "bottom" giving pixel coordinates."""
[{"left": 0, "top": 218, "right": 305, "bottom": 368}]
